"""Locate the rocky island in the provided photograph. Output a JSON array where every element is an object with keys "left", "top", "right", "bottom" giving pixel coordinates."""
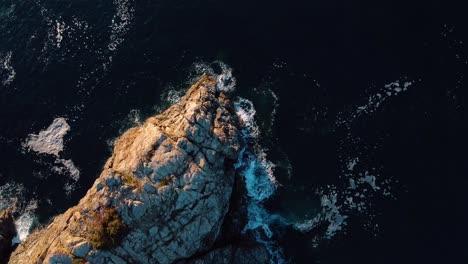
[{"left": 4, "top": 75, "right": 268, "bottom": 264}]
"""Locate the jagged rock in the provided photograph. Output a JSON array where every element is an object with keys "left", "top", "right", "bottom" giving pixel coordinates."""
[
  {"left": 0, "top": 208, "right": 17, "bottom": 263},
  {"left": 9, "top": 75, "right": 249, "bottom": 264}
]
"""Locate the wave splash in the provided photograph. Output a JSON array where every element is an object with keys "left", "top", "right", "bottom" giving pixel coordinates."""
[
  {"left": 294, "top": 79, "right": 414, "bottom": 243},
  {"left": 0, "top": 182, "right": 38, "bottom": 244},
  {"left": 193, "top": 61, "right": 236, "bottom": 92},
  {"left": 195, "top": 61, "right": 285, "bottom": 262},
  {"left": 234, "top": 98, "right": 285, "bottom": 263}
]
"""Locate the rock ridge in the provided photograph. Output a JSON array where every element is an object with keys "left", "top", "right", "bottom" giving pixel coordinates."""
[{"left": 9, "top": 75, "right": 267, "bottom": 264}]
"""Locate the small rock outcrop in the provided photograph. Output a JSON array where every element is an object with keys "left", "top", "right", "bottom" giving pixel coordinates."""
[
  {"left": 9, "top": 75, "right": 267, "bottom": 264},
  {"left": 0, "top": 208, "right": 17, "bottom": 263}
]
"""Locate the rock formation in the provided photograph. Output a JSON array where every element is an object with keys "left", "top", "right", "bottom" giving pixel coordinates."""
[
  {"left": 0, "top": 208, "right": 17, "bottom": 263},
  {"left": 8, "top": 75, "right": 268, "bottom": 264}
]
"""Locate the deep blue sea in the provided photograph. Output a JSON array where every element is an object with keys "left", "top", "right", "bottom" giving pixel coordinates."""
[{"left": 1, "top": 0, "right": 467, "bottom": 263}]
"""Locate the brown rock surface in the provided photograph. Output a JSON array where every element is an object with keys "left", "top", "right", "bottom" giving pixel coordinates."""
[{"left": 9, "top": 75, "right": 261, "bottom": 264}]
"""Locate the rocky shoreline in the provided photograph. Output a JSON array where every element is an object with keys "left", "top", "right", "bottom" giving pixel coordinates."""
[{"left": 4, "top": 75, "right": 268, "bottom": 264}]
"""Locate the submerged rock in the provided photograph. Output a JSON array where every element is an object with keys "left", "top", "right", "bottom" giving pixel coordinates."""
[
  {"left": 9, "top": 75, "right": 266, "bottom": 264},
  {"left": 0, "top": 208, "right": 17, "bottom": 263}
]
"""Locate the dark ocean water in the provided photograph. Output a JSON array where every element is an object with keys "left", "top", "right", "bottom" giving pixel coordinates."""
[{"left": 1, "top": 0, "right": 467, "bottom": 263}]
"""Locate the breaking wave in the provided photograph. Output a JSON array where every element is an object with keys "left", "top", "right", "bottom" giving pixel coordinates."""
[
  {"left": 234, "top": 98, "right": 260, "bottom": 138},
  {"left": 199, "top": 61, "right": 284, "bottom": 262},
  {"left": 234, "top": 99, "right": 285, "bottom": 263},
  {"left": 192, "top": 61, "right": 236, "bottom": 92},
  {"left": 0, "top": 182, "right": 38, "bottom": 244},
  {"left": 12, "top": 200, "right": 38, "bottom": 244}
]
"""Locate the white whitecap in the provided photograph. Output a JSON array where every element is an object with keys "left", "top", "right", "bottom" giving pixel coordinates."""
[
  {"left": 12, "top": 200, "right": 37, "bottom": 244},
  {"left": 233, "top": 94, "right": 283, "bottom": 263},
  {"left": 243, "top": 153, "right": 277, "bottom": 202},
  {"left": 161, "top": 88, "right": 183, "bottom": 105},
  {"left": 24, "top": 118, "right": 80, "bottom": 191},
  {"left": 234, "top": 98, "right": 260, "bottom": 138},
  {"left": 0, "top": 51, "right": 16, "bottom": 86},
  {"left": 216, "top": 63, "right": 236, "bottom": 92},
  {"left": 108, "top": 0, "right": 134, "bottom": 52},
  {"left": 192, "top": 61, "right": 236, "bottom": 92},
  {"left": 55, "top": 20, "right": 66, "bottom": 48},
  {"left": 337, "top": 80, "right": 414, "bottom": 127},
  {"left": 53, "top": 159, "right": 80, "bottom": 182},
  {"left": 0, "top": 182, "right": 38, "bottom": 244},
  {"left": 23, "top": 117, "right": 70, "bottom": 157}
]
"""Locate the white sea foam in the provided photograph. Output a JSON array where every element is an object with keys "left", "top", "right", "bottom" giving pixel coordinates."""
[
  {"left": 55, "top": 20, "right": 66, "bottom": 48},
  {"left": 268, "top": 89, "right": 279, "bottom": 128},
  {"left": 127, "top": 109, "right": 142, "bottom": 126},
  {"left": 347, "top": 157, "right": 359, "bottom": 171},
  {"left": 108, "top": 0, "right": 134, "bottom": 52},
  {"left": 337, "top": 80, "right": 414, "bottom": 127},
  {"left": 233, "top": 96, "right": 277, "bottom": 203},
  {"left": 0, "top": 3, "right": 15, "bottom": 19},
  {"left": 53, "top": 159, "right": 80, "bottom": 182},
  {"left": 31, "top": 0, "right": 55, "bottom": 62},
  {"left": 216, "top": 63, "right": 236, "bottom": 92},
  {"left": 0, "top": 51, "right": 16, "bottom": 86},
  {"left": 233, "top": 93, "right": 284, "bottom": 263},
  {"left": 320, "top": 193, "right": 348, "bottom": 238},
  {"left": 0, "top": 182, "right": 38, "bottom": 243},
  {"left": 243, "top": 203, "right": 274, "bottom": 238},
  {"left": 242, "top": 152, "right": 277, "bottom": 202},
  {"left": 23, "top": 118, "right": 81, "bottom": 191},
  {"left": 24, "top": 117, "right": 70, "bottom": 157},
  {"left": 161, "top": 88, "right": 183, "bottom": 105},
  {"left": 193, "top": 61, "right": 236, "bottom": 92},
  {"left": 294, "top": 159, "right": 388, "bottom": 240},
  {"left": 193, "top": 62, "right": 285, "bottom": 262},
  {"left": 0, "top": 182, "right": 25, "bottom": 212},
  {"left": 66, "top": 0, "right": 133, "bottom": 120},
  {"left": 12, "top": 199, "right": 38, "bottom": 244},
  {"left": 295, "top": 80, "right": 413, "bottom": 242},
  {"left": 293, "top": 191, "right": 348, "bottom": 239},
  {"left": 359, "top": 172, "right": 379, "bottom": 191},
  {"left": 234, "top": 98, "right": 260, "bottom": 138}
]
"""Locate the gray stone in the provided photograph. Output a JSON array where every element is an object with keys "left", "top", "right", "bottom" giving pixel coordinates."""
[
  {"left": 9, "top": 75, "right": 247, "bottom": 264},
  {"left": 105, "top": 177, "right": 120, "bottom": 187},
  {"left": 72, "top": 241, "right": 91, "bottom": 258},
  {"left": 131, "top": 201, "right": 146, "bottom": 220}
]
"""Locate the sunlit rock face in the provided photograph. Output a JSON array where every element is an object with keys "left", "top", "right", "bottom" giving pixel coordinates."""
[{"left": 8, "top": 75, "right": 268, "bottom": 264}]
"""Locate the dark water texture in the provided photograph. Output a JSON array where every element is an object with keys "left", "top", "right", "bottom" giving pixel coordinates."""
[{"left": 0, "top": 0, "right": 467, "bottom": 263}]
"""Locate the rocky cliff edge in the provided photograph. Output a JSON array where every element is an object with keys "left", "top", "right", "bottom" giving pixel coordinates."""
[{"left": 9, "top": 75, "right": 268, "bottom": 264}]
